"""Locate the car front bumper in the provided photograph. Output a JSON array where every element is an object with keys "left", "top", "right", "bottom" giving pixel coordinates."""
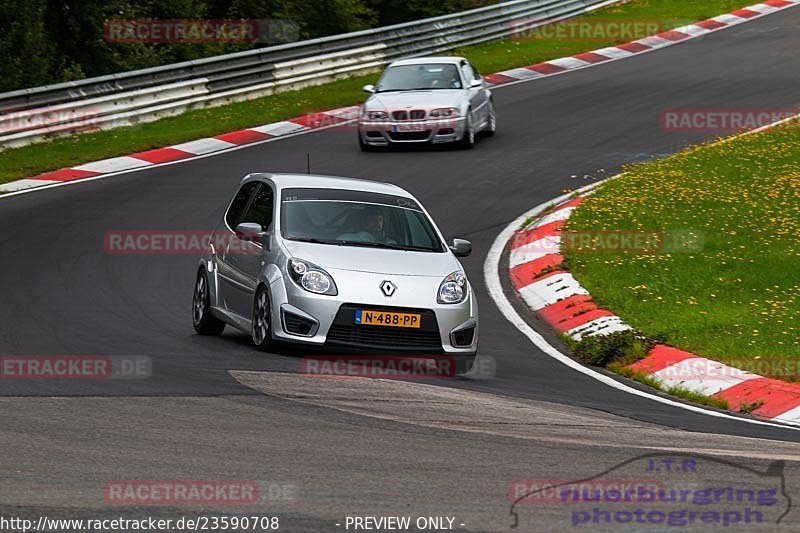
[
  {"left": 268, "top": 268, "right": 478, "bottom": 354},
  {"left": 358, "top": 117, "right": 467, "bottom": 146}
]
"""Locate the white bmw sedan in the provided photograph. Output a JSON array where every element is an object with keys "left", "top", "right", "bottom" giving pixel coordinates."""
[{"left": 358, "top": 56, "right": 495, "bottom": 150}]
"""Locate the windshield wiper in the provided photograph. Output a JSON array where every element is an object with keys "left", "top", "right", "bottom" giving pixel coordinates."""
[
  {"left": 337, "top": 240, "right": 434, "bottom": 252},
  {"left": 288, "top": 237, "right": 338, "bottom": 245},
  {"left": 376, "top": 88, "right": 435, "bottom": 93},
  {"left": 291, "top": 237, "right": 435, "bottom": 252}
]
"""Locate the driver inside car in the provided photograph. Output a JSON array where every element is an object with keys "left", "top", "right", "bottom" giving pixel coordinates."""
[{"left": 337, "top": 207, "right": 397, "bottom": 244}]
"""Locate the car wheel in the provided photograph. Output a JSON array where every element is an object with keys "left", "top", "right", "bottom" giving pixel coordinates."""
[
  {"left": 459, "top": 112, "right": 476, "bottom": 149},
  {"left": 251, "top": 285, "right": 273, "bottom": 351},
  {"left": 484, "top": 100, "right": 496, "bottom": 137},
  {"left": 193, "top": 269, "right": 225, "bottom": 336},
  {"left": 454, "top": 354, "right": 476, "bottom": 376}
]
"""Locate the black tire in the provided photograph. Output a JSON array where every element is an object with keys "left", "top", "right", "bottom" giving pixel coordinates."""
[
  {"left": 459, "top": 112, "right": 476, "bottom": 149},
  {"left": 251, "top": 284, "right": 273, "bottom": 351},
  {"left": 192, "top": 269, "right": 225, "bottom": 336},
  {"left": 483, "top": 100, "right": 496, "bottom": 137},
  {"left": 454, "top": 355, "right": 477, "bottom": 376}
]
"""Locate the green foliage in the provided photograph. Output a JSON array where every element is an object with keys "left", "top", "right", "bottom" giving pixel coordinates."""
[
  {"left": 738, "top": 400, "right": 764, "bottom": 415},
  {"left": 365, "top": 0, "right": 494, "bottom": 26},
  {"left": 0, "top": 0, "right": 500, "bottom": 92},
  {"left": 0, "top": 1, "right": 54, "bottom": 91},
  {"left": 568, "top": 330, "right": 648, "bottom": 366}
]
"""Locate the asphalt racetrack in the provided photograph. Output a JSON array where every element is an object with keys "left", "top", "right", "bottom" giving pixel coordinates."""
[{"left": 1, "top": 8, "right": 799, "bottom": 532}]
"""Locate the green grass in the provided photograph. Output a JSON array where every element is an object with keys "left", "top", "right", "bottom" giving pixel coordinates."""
[
  {"left": 662, "top": 384, "right": 730, "bottom": 410},
  {"left": 0, "top": 0, "right": 755, "bottom": 184},
  {"left": 457, "top": 0, "right": 754, "bottom": 75},
  {"left": 608, "top": 363, "right": 664, "bottom": 389},
  {"left": 610, "top": 364, "right": 730, "bottom": 410},
  {"left": 565, "top": 124, "right": 800, "bottom": 380}
]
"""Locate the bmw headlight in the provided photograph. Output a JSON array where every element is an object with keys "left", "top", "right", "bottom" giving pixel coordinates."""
[
  {"left": 437, "top": 271, "right": 468, "bottom": 304},
  {"left": 430, "top": 107, "right": 460, "bottom": 119},
  {"left": 364, "top": 110, "right": 388, "bottom": 121},
  {"left": 288, "top": 258, "right": 338, "bottom": 296}
]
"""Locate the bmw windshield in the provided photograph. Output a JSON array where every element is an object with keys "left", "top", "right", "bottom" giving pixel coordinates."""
[
  {"left": 281, "top": 188, "right": 445, "bottom": 253},
  {"left": 376, "top": 64, "right": 462, "bottom": 92}
]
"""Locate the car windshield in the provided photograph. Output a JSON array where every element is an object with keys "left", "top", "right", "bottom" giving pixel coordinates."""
[
  {"left": 376, "top": 64, "right": 462, "bottom": 92},
  {"left": 281, "top": 188, "right": 445, "bottom": 253}
]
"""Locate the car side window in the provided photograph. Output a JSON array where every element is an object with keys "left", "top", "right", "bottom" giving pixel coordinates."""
[
  {"left": 242, "top": 184, "right": 275, "bottom": 230},
  {"left": 225, "top": 182, "right": 259, "bottom": 229},
  {"left": 470, "top": 62, "right": 482, "bottom": 81},
  {"left": 403, "top": 210, "right": 439, "bottom": 250},
  {"left": 461, "top": 62, "right": 477, "bottom": 85}
]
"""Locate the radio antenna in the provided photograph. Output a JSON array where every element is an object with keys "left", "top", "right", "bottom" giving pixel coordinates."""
[{"left": 306, "top": 153, "right": 311, "bottom": 174}]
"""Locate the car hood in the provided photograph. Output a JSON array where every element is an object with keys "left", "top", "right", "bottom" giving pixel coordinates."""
[
  {"left": 366, "top": 90, "right": 464, "bottom": 110},
  {"left": 282, "top": 240, "right": 461, "bottom": 277}
]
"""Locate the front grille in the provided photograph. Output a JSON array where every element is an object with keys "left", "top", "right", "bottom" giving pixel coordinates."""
[
  {"left": 391, "top": 109, "right": 425, "bottom": 121},
  {"left": 388, "top": 131, "right": 430, "bottom": 141},
  {"left": 326, "top": 304, "right": 442, "bottom": 351},
  {"left": 327, "top": 326, "right": 442, "bottom": 349}
]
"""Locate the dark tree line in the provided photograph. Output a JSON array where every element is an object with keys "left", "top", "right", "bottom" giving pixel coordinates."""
[{"left": 0, "top": 0, "right": 494, "bottom": 92}]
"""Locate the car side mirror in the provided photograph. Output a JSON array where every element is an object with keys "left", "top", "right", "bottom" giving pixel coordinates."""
[
  {"left": 470, "top": 79, "right": 484, "bottom": 88},
  {"left": 363, "top": 84, "right": 375, "bottom": 94},
  {"left": 450, "top": 239, "right": 472, "bottom": 257},
  {"left": 235, "top": 222, "right": 271, "bottom": 251}
]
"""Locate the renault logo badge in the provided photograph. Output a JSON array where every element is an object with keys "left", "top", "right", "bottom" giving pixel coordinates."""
[{"left": 380, "top": 280, "right": 397, "bottom": 297}]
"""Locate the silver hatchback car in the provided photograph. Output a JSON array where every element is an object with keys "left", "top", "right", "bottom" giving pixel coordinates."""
[
  {"left": 192, "top": 173, "right": 478, "bottom": 373},
  {"left": 358, "top": 56, "right": 495, "bottom": 150}
]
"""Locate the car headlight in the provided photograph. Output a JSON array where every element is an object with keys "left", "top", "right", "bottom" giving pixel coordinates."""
[
  {"left": 430, "top": 107, "right": 460, "bottom": 119},
  {"left": 364, "top": 110, "right": 388, "bottom": 121},
  {"left": 288, "top": 258, "right": 338, "bottom": 296},
  {"left": 437, "top": 271, "right": 468, "bottom": 304}
]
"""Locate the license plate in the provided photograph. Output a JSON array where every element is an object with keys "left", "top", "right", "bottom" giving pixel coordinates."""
[
  {"left": 394, "top": 123, "right": 426, "bottom": 132},
  {"left": 355, "top": 309, "right": 421, "bottom": 329}
]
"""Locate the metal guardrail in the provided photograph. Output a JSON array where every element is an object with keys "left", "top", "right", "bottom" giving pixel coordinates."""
[{"left": 0, "top": 0, "right": 617, "bottom": 149}]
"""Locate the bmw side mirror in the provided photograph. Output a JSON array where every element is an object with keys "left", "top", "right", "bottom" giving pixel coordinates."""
[
  {"left": 470, "top": 79, "right": 484, "bottom": 88},
  {"left": 235, "top": 222, "right": 271, "bottom": 251},
  {"left": 362, "top": 84, "right": 375, "bottom": 94},
  {"left": 450, "top": 239, "right": 472, "bottom": 257}
]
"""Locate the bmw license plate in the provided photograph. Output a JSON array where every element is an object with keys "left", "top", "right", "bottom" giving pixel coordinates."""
[
  {"left": 355, "top": 309, "right": 421, "bottom": 329},
  {"left": 393, "top": 123, "right": 426, "bottom": 132}
]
